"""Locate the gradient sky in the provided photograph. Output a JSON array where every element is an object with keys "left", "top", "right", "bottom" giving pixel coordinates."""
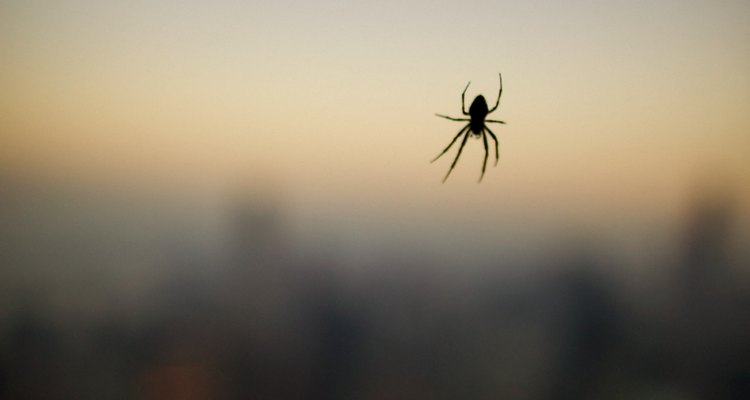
[{"left": 2, "top": 0, "right": 749, "bottom": 265}]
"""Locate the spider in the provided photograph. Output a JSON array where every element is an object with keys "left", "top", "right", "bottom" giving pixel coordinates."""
[{"left": 432, "top": 73, "right": 506, "bottom": 182}]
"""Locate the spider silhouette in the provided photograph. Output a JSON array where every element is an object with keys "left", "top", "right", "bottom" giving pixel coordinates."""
[{"left": 432, "top": 73, "right": 505, "bottom": 182}]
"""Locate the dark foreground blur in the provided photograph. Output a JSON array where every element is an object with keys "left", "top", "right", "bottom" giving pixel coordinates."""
[{"left": 1, "top": 179, "right": 748, "bottom": 400}]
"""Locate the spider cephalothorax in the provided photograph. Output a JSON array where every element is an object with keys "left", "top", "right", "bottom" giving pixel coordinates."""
[{"left": 433, "top": 74, "right": 506, "bottom": 182}]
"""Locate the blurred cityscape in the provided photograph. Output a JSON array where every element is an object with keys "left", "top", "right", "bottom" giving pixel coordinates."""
[{"left": 1, "top": 176, "right": 748, "bottom": 399}]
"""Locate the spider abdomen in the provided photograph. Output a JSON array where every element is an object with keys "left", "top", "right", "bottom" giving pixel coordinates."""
[{"left": 469, "top": 95, "right": 488, "bottom": 134}]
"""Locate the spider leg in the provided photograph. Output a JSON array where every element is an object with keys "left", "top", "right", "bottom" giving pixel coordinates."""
[
  {"left": 480, "top": 127, "right": 489, "bottom": 182},
  {"left": 443, "top": 128, "right": 471, "bottom": 183},
  {"left": 485, "top": 126, "right": 500, "bottom": 166},
  {"left": 461, "top": 81, "right": 471, "bottom": 115},
  {"left": 432, "top": 124, "right": 469, "bottom": 163},
  {"left": 485, "top": 119, "right": 506, "bottom": 124},
  {"left": 488, "top": 73, "right": 503, "bottom": 114},
  {"left": 435, "top": 114, "right": 470, "bottom": 121}
]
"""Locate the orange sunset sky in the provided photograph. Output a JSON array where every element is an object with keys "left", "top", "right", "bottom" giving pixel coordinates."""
[{"left": 2, "top": 0, "right": 749, "bottom": 264}]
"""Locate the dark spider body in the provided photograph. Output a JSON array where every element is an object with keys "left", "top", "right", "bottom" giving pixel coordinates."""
[
  {"left": 433, "top": 73, "right": 506, "bottom": 182},
  {"left": 468, "top": 95, "right": 489, "bottom": 135}
]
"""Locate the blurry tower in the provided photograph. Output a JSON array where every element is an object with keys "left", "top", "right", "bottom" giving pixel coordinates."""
[{"left": 223, "top": 186, "right": 297, "bottom": 321}]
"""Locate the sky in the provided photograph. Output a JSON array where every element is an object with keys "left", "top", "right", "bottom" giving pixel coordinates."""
[{"left": 2, "top": 0, "right": 749, "bottom": 267}]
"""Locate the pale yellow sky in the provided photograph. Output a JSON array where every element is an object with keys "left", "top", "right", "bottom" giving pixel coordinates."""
[{"left": 2, "top": 0, "right": 749, "bottom": 259}]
